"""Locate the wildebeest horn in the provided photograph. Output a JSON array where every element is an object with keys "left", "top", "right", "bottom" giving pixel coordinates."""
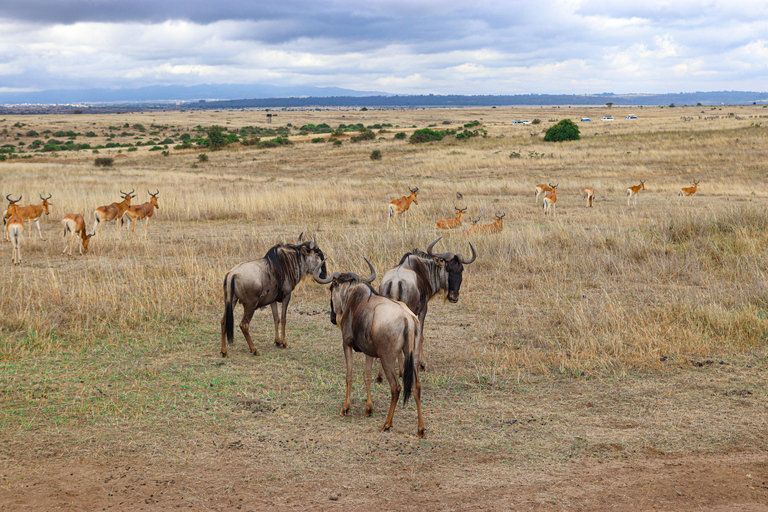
[
  {"left": 458, "top": 242, "right": 477, "bottom": 265},
  {"left": 310, "top": 234, "right": 317, "bottom": 250},
  {"left": 312, "top": 259, "right": 338, "bottom": 285},
  {"left": 427, "top": 237, "right": 454, "bottom": 260},
  {"left": 297, "top": 232, "right": 303, "bottom": 244},
  {"left": 360, "top": 257, "right": 376, "bottom": 283}
]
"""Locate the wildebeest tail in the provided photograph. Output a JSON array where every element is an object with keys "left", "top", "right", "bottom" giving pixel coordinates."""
[
  {"left": 401, "top": 317, "right": 418, "bottom": 406},
  {"left": 224, "top": 274, "right": 236, "bottom": 345}
]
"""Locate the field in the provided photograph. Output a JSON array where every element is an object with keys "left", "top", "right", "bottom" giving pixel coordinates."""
[{"left": 2, "top": 105, "right": 768, "bottom": 510}]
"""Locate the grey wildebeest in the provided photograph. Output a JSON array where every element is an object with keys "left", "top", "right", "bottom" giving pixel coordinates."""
[
  {"left": 220, "top": 234, "right": 327, "bottom": 357},
  {"left": 379, "top": 237, "right": 476, "bottom": 373},
  {"left": 313, "top": 258, "right": 425, "bottom": 437}
]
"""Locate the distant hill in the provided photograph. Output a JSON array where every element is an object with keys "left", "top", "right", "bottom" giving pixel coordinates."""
[{"left": 0, "top": 84, "right": 390, "bottom": 105}]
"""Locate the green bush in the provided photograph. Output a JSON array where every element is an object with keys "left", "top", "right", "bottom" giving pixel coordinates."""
[
  {"left": 198, "top": 153, "right": 208, "bottom": 163},
  {"left": 532, "top": 119, "right": 541, "bottom": 125},
  {"left": 333, "top": 140, "right": 343, "bottom": 146},
  {"left": 543, "top": 119, "right": 580, "bottom": 142},
  {"left": 94, "top": 157, "right": 114, "bottom": 167},
  {"left": 409, "top": 128, "right": 443, "bottom": 144},
  {"left": 206, "top": 125, "right": 228, "bottom": 150},
  {"left": 394, "top": 132, "right": 407, "bottom": 140},
  {"left": 311, "top": 137, "right": 326, "bottom": 143},
  {"left": 370, "top": 149, "right": 382, "bottom": 160},
  {"left": 350, "top": 130, "right": 376, "bottom": 143}
]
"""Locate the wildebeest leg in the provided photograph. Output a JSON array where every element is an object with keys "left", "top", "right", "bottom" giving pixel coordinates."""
[
  {"left": 239, "top": 302, "right": 260, "bottom": 356},
  {"left": 364, "top": 356, "right": 374, "bottom": 416},
  {"left": 414, "top": 370, "right": 425, "bottom": 438},
  {"left": 278, "top": 293, "right": 291, "bottom": 348},
  {"left": 418, "top": 308, "right": 428, "bottom": 371},
  {"left": 341, "top": 345, "right": 354, "bottom": 416},
  {"left": 270, "top": 302, "right": 281, "bottom": 347},
  {"left": 380, "top": 357, "right": 401, "bottom": 432}
]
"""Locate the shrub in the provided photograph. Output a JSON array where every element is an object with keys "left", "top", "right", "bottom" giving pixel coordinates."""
[
  {"left": 543, "top": 119, "right": 580, "bottom": 142},
  {"left": 206, "top": 125, "right": 228, "bottom": 150},
  {"left": 350, "top": 130, "right": 376, "bottom": 143},
  {"left": 509, "top": 151, "right": 521, "bottom": 158},
  {"left": 333, "top": 140, "right": 343, "bottom": 146},
  {"left": 94, "top": 157, "right": 114, "bottom": 167},
  {"left": 311, "top": 137, "right": 326, "bottom": 143},
  {"left": 409, "top": 128, "right": 443, "bottom": 144},
  {"left": 532, "top": 119, "right": 541, "bottom": 125},
  {"left": 394, "top": 132, "right": 407, "bottom": 140},
  {"left": 370, "top": 149, "right": 382, "bottom": 160},
  {"left": 198, "top": 153, "right": 208, "bottom": 163}
]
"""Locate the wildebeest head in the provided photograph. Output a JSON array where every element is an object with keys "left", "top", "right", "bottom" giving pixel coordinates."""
[
  {"left": 298, "top": 232, "right": 327, "bottom": 279},
  {"left": 427, "top": 237, "right": 477, "bottom": 303},
  {"left": 313, "top": 257, "right": 376, "bottom": 325}
]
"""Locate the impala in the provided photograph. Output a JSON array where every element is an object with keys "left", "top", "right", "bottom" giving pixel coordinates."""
[
  {"left": 61, "top": 214, "right": 93, "bottom": 256},
  {"left": 3, "top": 194, "right": 53, "bottom": 240},
  {"left": 5, "top": 195, "right": 23, "bottom": 265},
  {"left": 435, "top": 207, "right": 467, "bottom": 230},
  {"left": 679, "top": 180, "right": 699, "bottom": 204},
  {"left": 583, "top": 187, "right": 594, "bottom": 208},
  {"left": 388, "top": 187, "right": 419, "bottom": 228},
  {"left": 543, "top": 184, "right": 558, "bottom": 216},
  {"left": 627, "top": 181, "right": 645, "bottom": 206},
  {"left": 94, "top": 189, "right": 135, "bottom": 237},
  {"left": 535, "top": 183, "right": 554, "bottom": 204},
  {"left": 122, "top": 190, "right": 159, "bottom": 239}
]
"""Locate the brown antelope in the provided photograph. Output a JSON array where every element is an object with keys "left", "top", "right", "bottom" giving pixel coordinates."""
[
  {"left": 121, "top": 190, "right": 160, "bottom": 239},
  {"left": 3, "top": 194, "right": 53, "bottom": 240},
  {"left": 543, "top": 184, "right": 558, "bottom": 216},
  {"left": 474, "top": 212, "right": 505, "bottom": 233},
  {"left": 679, "top": 180, "right": 699, "bottom": 204},
  {"left": 5, "top": 195, "right": 23, "bottom": 265},
  {"left": 388, "top": 187, "right": 419, "bottom": 228},
  {"left": 583, "top": 187, "right": 594, "bottom": 208},
  {"left": 94, "top": 189, "right": 135, "bottom": 237},
  {"left": 535, "top": 183, "right": 554, "bottom": 203},
  {"left": 462, "top": 216, "right": 481, "bottom": 235},
  {"left": 61, "top": 214, "right": 93, "bottom": 256},
  {"left": 627, "top": 181, "right": 645, "bottom": 206},
  {"left": 435, "top": 206, "right": 467, "bottom": 230}
]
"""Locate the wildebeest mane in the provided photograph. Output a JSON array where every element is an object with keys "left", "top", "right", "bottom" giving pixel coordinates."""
[{"left": 263, "top": 243, "right": 303, "bottom": 301}]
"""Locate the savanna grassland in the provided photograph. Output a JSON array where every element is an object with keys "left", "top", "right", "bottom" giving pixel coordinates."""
[{"left": 2, "top": 105, "right": 768, "bottom": 510}]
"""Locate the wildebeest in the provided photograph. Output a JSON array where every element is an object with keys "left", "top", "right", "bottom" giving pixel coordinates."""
[
  {"left": 313, "top": 258, "right": 425, "bottom": 437},
  {"left": 379, "top": 237, "right": 476, "bottom": 371},
  {"left": 220, "top": 234, "right": 327, "bottom": 357}
]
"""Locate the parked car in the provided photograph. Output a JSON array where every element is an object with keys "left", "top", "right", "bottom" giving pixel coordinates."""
[
  {"left": 601, "top": 116, "right": 614, "bottom": 121},
  {"left": 581, "top": 118, "right": 592, "bottom": 122},
  {"left": 625, "top": 114, "right": 638, "bottom": 120},
  {"left": 511, "top": 120, "right": 532, "bottom": 125}
]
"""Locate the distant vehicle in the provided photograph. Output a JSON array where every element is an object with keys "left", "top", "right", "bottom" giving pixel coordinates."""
[
  {"left": 625, "top": 114, "right": 638, "bottom": 120},
  {"left": 511, "top": 120, "right": 532, "bottom": 125},
  {"left": 601, "top": 116, "right": 614, "bottom": 121},
  {"left": 581, "top": 118, "right": 592, "bottom": 122}
]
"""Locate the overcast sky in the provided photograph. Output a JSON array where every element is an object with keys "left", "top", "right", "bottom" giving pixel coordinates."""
[{"left": 1, "top": 0, "right": 767, "bottom": 95}]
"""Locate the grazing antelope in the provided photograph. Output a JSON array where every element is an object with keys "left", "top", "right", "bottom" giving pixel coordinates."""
[
  {"left": 94, "top": 189, "right": 135, "bottom": 237},
  {"left": 314, "top": 258, "right": 425, "bottom": 437},
  {"left": 388, "top": 187, "right": 419, "bottom": 228},
  {"left": 435, "top": 207, "right": 467, "bottom": 230},
  {"left": 535, "top": 183, "right": 554, "bottom": 203},
  {"left": 543, "top": 184, "right": 558, "bottom": 216},
  {"left": 5, "top": 195, "right": 23, "bottom": 265},
  {"left": 2, "top": 194, "right": 53, "bottom": 240},
  {"left": 121, "top": 190, "right": 159, "bottom": 239},
  {"left": 583, "top": 187, "right": 594, "bottom": 208},
  {"left": 61, "top": 214, "right": 93, "bottom": 256},
  {"left": 627, "top": 181, "right": 645, "bottom": 206},
  {"left": 474, "top": 212, "right": 505, "bottom": 233},
  {"left": 679, "top": 180, "right": 699, "bottom": 204}
]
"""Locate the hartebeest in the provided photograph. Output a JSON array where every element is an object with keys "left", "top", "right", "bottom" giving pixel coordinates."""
[
  {"left": 583, "top": 187, "right": 594, "bottom": 208},
  {"left": 462, "top": 217, "right": 481, "bottom": 235},
  {"left": 61, "top": 214, "right": 93, "bottom": 256},
  {"left": 435, "top": 207, "right": 467, "bottom": 230},
  {"left": 535, "top": 183, "right": 554, "bottom": 204},
  {"left": 379, "top": 237, "right": 476, "bottom": 372},
  {"left": 94, "top": 189, "right": 135, "bottom": 237},
  {"left": 473, "top": 212, "right": 505, "bottom": 233},
  {"left": 121, "top": 190, "right": 159, "bottom": 239},
  {"left": 627, "top": 181, "right": 645, "bottom": 206},
  {"left": 313, "top": 258, "right": 425, "bottom": 437},
  {"left": 5, "top": 195, "right": 23, "bottom": 265},
  {"left": 543, "top": 184, "right": 558, "bottom": 216},
  {"left": 679, "top": 180, "right": 699, "bottom": 204},
  {"left": 3, "top": 194, "right": 52, "bottom": 240},
  {"left": 388, "top": 187, "right": 419, "bottom": 228},
  {"left": 221, "top": 234, "right": 327, "bottom": 357}
]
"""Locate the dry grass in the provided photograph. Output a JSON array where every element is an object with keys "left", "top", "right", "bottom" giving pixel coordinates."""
[{"left": 1, "top": 106, "right": 768, "bottom": 508}]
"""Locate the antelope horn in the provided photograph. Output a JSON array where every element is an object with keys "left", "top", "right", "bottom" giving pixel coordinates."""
[
  {"left": 458, "top": 242, "right": 477, "bottom": 264},
  {"left": 312, "top": 259, "right": 338, "bottom": 285},
  {"left": 427, "top": 237, "right": 454, "bottom": 260},
  {"left": 6, "top": 194, "right": 21, "bottom": 203},
  {"left": 149, "top": 189, "right": 159, "bottom": 196},
  {"left": 41, "top": 193, "right": 52, "bottom": 201},
  {"left": 410, "top": 187, "right": 419, "bottom": 193}
]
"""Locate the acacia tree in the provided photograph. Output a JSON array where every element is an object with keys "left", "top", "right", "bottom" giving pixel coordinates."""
[{"left": 206, "top": 125, "right": 228, "bottom": 150}]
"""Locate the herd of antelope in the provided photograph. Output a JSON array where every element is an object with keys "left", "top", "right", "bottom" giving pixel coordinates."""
[{"left": 2, "top": 189, "right": 160, "bottom": 265}]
